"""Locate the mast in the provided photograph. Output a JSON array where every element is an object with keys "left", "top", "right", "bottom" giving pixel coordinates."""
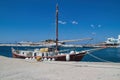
[{"left": 56, "top": 4, "right": 59, "bottom": 52}]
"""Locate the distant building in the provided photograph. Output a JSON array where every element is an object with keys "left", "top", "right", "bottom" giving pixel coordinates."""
[{"left": 105, "top": 35, "right": 120, "bottom": 46}]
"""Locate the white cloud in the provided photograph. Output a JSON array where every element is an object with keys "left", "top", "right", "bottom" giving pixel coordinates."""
[
  {"left": 90, "top": 24, "right": 95, "bottom": 28},
  {"left": 90, "top": 24, "right": 102, "bottom": 28},
  {"left": 92, "top": 32, "right": 96, "bottom": 35},
  {"left": 58, "top": 20, "right": 67, "bottom": 24},
  {"left": 72, "top": 21, "right": 78, "bottom": 24},
  {"left": 98, "top": 24, "right": 101, "bottom": 28}
]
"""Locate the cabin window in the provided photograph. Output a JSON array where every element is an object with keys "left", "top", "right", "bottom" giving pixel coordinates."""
[
  {"left": 46, "top": 53, "right": 48, "bottom": 56},
  {"left": 34, "top": 53, "right": 36, "bottom": 56},
  {"left": 42, "top": 53, "right": 44, "bottom": 57}
]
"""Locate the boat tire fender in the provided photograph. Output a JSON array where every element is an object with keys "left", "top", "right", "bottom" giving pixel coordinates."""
[
  {"left": 66, "top": 54, "right": 70, "bottom": 61},
  {"left": 52, "top": 58, "right": 55, "bottom": 61},
  {"left": 44, "top": 58, "right": 47, "bottom": 61}
]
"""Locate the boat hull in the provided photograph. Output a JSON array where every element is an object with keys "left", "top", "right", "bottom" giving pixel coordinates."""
[
  {"left": 12, "top": 50, "right": 86, "bottom": 61},
  {"left": 12, "top": 52, "right": 26, "bottom": 59},
  {"left": 54, "top": 53, "right": 86, "bottom": 61}
]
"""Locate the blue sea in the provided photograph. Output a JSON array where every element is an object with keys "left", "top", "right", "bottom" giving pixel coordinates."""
[{"left": 0, "top": 46, "right": 120, "bottom": 62}]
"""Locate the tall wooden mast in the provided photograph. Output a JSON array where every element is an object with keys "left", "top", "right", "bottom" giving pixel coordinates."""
[{"left": 56, "top": 4, "right": 59, "bottom": 52}]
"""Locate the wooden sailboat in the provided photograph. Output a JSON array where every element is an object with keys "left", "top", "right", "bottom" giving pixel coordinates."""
[{"left": 12, "top": 4, "right": 87, "bottom": 61}]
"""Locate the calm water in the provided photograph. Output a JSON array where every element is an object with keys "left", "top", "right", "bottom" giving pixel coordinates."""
[{"left": 0, "top": 46, "right": 120, "bottom": 62}]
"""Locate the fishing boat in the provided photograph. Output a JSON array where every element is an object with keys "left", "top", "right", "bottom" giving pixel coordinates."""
[
  {"left": 12, "top": 47, "right": 87, "bottom": 61},
  {"left": 11, "top": 4, "right": 88, "bottom": 61}
]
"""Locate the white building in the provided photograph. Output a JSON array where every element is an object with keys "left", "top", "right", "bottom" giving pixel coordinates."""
[{"left": 105, "top": 35, "right": 120, "bottom": 45}]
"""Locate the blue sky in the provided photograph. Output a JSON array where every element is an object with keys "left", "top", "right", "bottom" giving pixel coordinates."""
[{"left": 0, "top": 0, "right": 120, "bottom": 43}]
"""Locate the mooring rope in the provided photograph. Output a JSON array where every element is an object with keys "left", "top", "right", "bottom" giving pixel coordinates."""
[{"left": 86, "top": 51, "right": 113, "bottom": 62}]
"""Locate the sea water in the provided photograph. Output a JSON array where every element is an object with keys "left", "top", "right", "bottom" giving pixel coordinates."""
[{"left": 0, "top": 46, "right": 120, "bottom": 62}]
